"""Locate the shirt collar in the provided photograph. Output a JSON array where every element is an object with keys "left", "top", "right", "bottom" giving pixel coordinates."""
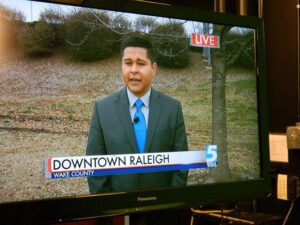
[{"left": 127, "top": 87, "right": 151, "bottom": 109}]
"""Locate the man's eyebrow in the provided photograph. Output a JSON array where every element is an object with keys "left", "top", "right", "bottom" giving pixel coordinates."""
[
  {"left": 122, "top": 58, "right": 133, "bottom": 63},
  {"left": 123, "top": 57, "right": 147, "bottom": 62}
]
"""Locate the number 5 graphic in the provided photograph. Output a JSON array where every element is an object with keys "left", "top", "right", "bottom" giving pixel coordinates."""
[{"left": 206, "top": 145, "right": 217, "bottom": 163}]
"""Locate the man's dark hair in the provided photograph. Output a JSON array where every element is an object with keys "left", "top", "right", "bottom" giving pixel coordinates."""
[{"left": 121, "top": 36, "right": 156, "bottom": 63}]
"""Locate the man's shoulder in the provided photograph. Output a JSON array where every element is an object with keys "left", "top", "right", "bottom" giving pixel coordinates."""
[{"left": 94, "top": 88, "right": 125, "bottom": 105}]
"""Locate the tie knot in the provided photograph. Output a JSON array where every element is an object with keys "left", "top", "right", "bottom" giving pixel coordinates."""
[{"left": 135, "top": 99, "right": 143, "bottom": 109}]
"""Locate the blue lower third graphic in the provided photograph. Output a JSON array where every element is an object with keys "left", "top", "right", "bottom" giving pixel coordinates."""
[{"left": 51, "top": 170, "right": 95, "bottom": 178}]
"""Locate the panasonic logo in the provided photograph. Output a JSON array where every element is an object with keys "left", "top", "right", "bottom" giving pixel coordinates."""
[{"left": 137, "top": 196, "right": 158, "bottom": 202}]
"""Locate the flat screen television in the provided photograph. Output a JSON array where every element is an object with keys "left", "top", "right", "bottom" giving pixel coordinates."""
[{"left": 0, "top": 0, "right": 270, "bottom": 224}]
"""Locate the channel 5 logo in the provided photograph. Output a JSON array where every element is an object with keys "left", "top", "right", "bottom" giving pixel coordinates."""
[{"left": 205, "top": 145, "right": 218, "bottom": 168}]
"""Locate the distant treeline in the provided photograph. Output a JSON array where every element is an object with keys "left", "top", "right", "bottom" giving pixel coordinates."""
[{"left": 0, "top": 4, "right": 254, "bottom": 68}]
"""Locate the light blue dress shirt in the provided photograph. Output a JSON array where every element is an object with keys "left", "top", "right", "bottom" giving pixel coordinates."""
[{"left": 127, "top": 87, "right": 150, "bottom": 128}]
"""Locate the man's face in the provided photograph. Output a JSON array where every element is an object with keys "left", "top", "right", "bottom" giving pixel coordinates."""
[{"left": 122, "top": 47, "right": 157, "bottom": 98}]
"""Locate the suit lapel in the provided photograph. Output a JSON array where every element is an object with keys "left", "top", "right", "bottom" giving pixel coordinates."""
[
  {"left": 145, "top": 89, "right": 162, "bottom": 153},
  {"left": 115, "top": 88, "right": 139, "bottom": 153}
]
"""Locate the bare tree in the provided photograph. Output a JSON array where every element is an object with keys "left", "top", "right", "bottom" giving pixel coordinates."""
[
  {"left": 206, "top": 25, "right": 254, "bottom": 183},
  {"left": 0, "top": 3, "right": 25, "bottom": 21},
  {"left": 135, "top": 16, "right": 158, "bottom": 33},
  {"left": 39, "top": 7, "right": 65, "bottom": 24}
]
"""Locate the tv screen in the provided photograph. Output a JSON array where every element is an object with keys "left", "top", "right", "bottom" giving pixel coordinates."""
[{"left": 0, "top": 0, "right": 270, "bottom": 224}]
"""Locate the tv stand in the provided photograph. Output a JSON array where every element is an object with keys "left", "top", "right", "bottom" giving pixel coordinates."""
[{"left": 193, "top": 211, "right": 281, "bottom": 225}]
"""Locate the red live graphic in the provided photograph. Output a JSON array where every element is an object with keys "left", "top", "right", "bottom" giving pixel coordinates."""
[{"left": 190, "top": 33, "right": 220, "bottom": 48}]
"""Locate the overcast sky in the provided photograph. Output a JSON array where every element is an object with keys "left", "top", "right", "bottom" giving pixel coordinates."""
[{"left": 0, "top": 0, "right": 72, "bottom": 21}]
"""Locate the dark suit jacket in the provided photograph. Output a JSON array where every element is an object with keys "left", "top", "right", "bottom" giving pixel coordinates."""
[{"left": 86, "top": 87, "right": 188, "bottom": 194}]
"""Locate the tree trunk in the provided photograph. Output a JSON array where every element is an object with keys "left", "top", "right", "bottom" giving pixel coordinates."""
[
  {"left": 206, "top": 25, "right": 232, "bottom": 183},
  {"left": 211, "top": 53, "right": 231, "bottom": 182}
]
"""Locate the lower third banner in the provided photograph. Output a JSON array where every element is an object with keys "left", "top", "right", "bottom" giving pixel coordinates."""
[{"left": 44, "top": 145, "right": 217, "bottom": 179}]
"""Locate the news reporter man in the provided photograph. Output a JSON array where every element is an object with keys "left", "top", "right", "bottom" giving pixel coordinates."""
[{"left": 86, "top": 36, "right": 188, "bottom": 194}]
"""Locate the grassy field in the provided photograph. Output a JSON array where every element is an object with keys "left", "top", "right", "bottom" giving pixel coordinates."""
[{"left": 0, "top": 50, "right": 260, "bottom": 202}]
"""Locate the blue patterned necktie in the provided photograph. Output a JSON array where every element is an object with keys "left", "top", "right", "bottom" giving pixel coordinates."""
[{"left": 133, "top": 99, "right": 147, "bottom": 153}]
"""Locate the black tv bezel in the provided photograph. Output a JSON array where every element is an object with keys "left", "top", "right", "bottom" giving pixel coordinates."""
[{"left": 0, "top": 1, "right": 270, "bottom": 224}]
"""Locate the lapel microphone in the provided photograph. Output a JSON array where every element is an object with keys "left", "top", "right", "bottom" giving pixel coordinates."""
[{"left": 133, "top": 117, "right": 139, "bottom": 124}]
